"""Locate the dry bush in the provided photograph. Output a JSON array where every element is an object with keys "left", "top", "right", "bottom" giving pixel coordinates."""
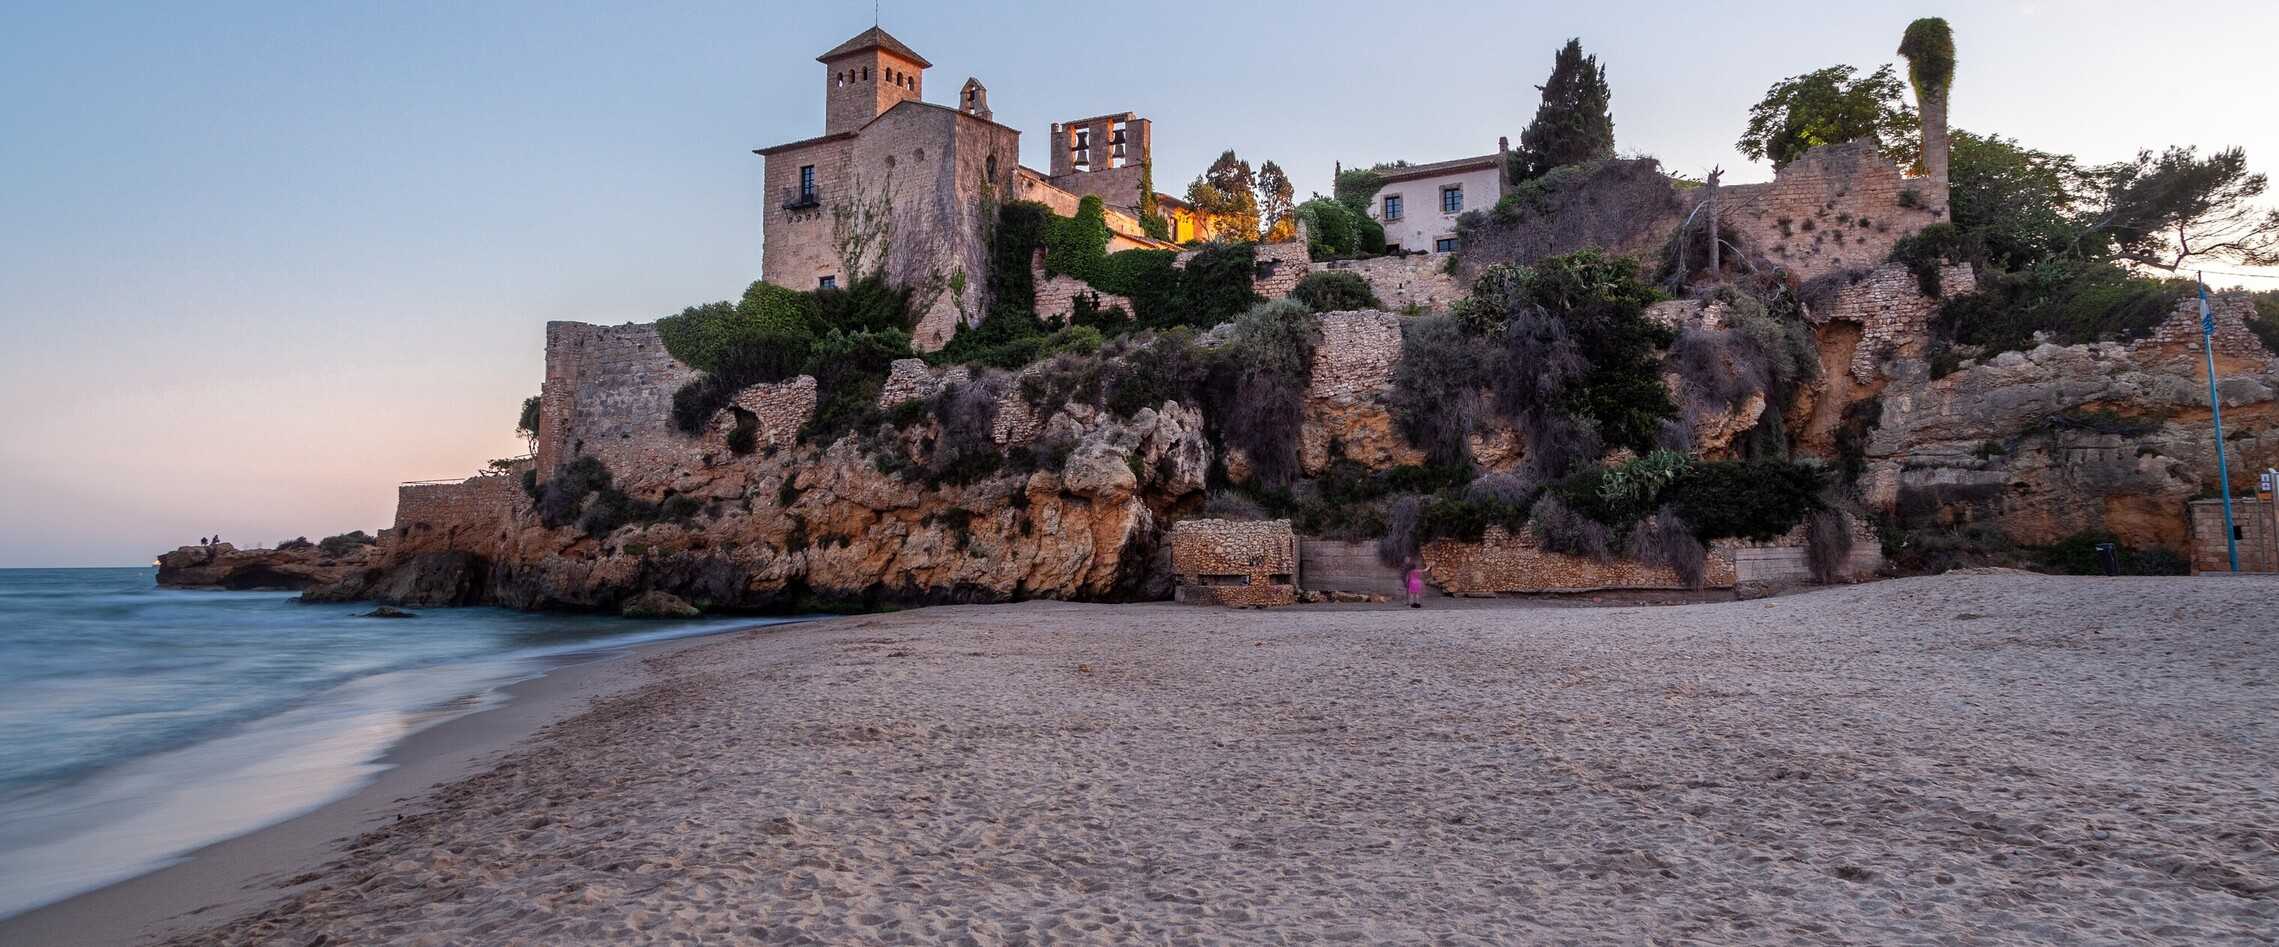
[
  {"left": 1376, "top": 493, "right": 1425, "bottom": 567},
  {"left": 1465, "top": 471, "right": 1537, "bottom": 505},
  {"left": 926, "top": 371, "right": 1009, "bottom": 484},
  {"left": 1806, "top": 509, "right": 1855, "bottom": 583},
  {"left": 1528, "top": 493, "right": 1613, "bottom": 562},
  {"left": 1453, "top": 158, "right": 1687, "bottom": 280},
  {"left": 1626, "top": 506, "right": 1707, "bottom": 589},
  {"left": 1211, "top": 300, "right": 1320, "bottom": 489}
]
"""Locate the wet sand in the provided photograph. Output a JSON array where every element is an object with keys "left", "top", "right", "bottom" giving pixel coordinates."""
[{"left": 31, "top": 574, "right": 2279, "bottom": 944}]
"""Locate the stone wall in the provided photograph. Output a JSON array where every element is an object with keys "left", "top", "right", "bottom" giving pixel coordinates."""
[
  {"left": 1170, "top": 518, "right": 1299, "bottom": 607},
  {"left": 2188, "top": 498, "right": 2279, "bottom": 574},
  {"left": 393, "top": 473, "right": 524, "bottom": 557},
  {"left": 1298, "top": 540, "right": 1405, "bottom": 596},
  {"left": 1421, "top": 526, "right": 1741, "bottom": 595},
  {"left": 1713, "top": 142, "right": 1943, "bottom": 282},
  {"left": 1311, "top": 255, "right": 1464, "bottom": 313},
  {"left": 1252, "top": 241, "right": 1311, "bottom": 300},
  {"left": 1808, "top": 262, "right": 1976, "bottom": 383},
  {"left": 1032, "top": 262, "right": 1136, "bottom": 323},
  {"left": 1726, "top": 517, "right": 1885, "bottom": 585},
  {"left": 1298, "top": 310, "right": 1424, "bottom": 474},
  {"left": 727, "top": 377, "right": 818, "bottom": 449},
  {"left": 537, "top": 322, "right": 702, "bottom": 476},
  {"left": 2136, "top": 291, "right": 2270, "bottom": 361}
]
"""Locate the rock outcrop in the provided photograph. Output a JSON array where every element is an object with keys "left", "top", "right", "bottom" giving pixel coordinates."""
[{"left": 155, "top": 543, "right": 380, "bottom": 591}]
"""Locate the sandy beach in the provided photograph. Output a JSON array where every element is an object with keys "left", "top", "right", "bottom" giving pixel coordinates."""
[{"left": 29, "top": 573, "right": 2279, "bottom": 944}]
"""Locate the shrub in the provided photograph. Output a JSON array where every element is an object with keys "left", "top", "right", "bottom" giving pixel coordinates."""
[
  {"left": 989, "top": 201, "right": 1053, "bottom": 313},
  {"left": 314, "top": 532, "right": 374, "bottom": 556},
  {"left": 2251, "top": 290, "right": 2279, "bottom": 355},
  {"left": 1452, "top": 159, "right": 1685, "bottom": 277},
  {"left": 1886, "top": 223, "right": 1980, "bottom": 297},
  {"left": 1626, "top": 507, "right": 1707, "bottom": 589},
  {"left": 1833, "top": 396, "right": 1884, "bottom": 484},
  {"left": 1295, "top": 198, "right": 1358, "bottom": 257},
  {"left": 1933, "top": 259, "right": 2191, "bottom": 355},
  {"left": 1879, "top": 520, "right": 2019, "bottom": 575},
  {"left": 277, "top": 536, "right": 313, "bottom": 551},
  {"left": 1597, "top": 450, "right": 1693, "bottom": 512},
  {"left": 811, "top": 273, "right": 914, "bottom": 333},
  {"left": 1102, "top": 330, "right": 1207, "bottom": 417},
  {"left": 1498, "top": 251, "right": 1676, "bottom": 457},
  {"left": 1290, "top": 270, "right": 1382, "bottom": 312},
  {"left": 1663, "top": 460, "right": 1827, "bottom": 541},
  {"left": 657, "top": 283, "right": 820, "bottom": 373},
  {"left": 925, "top": 372, "right": 1010, "bottom": 487},
  {"left": 1449, "top": 264, "right": 1527, "bottom": 335},
  {"left": 800, "top": 327, "right": 917, "bottom": 446},
  {"left": 1390, "top": 314, "right": 1491, "bottom": 466},
  {"left": 1179, "top": 242, "right": 1265, "bottom": 328},
  {"left": 516, "top": 395, "right": 541, "bottom": 440},
  {"left": 1805, "top": 509, "right": 1854, "bottom": 583},
  {"left": 933, "top": 306, "right": 1053, "bottom": 370},
  {"left": 1019, "top": 352, "right": 1104, "bottom": 414},
  {"left": 1043, "top": 196, "right": 1114, "bottom": 280},
  {"left": 1528, "top": 493, "right": 1614, "bottom": 561},
  {"left": 1210, "top": 299, "right": 1321, "bottom": 489},
  {"left": 534, "top": 456, "right": 613, "bottom": 529},
  {"left": 1355, "top": 214, "right": 1388, "bottom": 254}
]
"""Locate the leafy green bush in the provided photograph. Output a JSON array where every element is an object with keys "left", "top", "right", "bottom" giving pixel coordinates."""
[
  {"left": 1934, "top": 259, "right": 2190, "bottom": 355},
  {"left": 1886, "top": 223, "right": 1981, "bottom": 297},
  {"left": 1390, "top": 314, "right": 1489, "bottom": 466},
  {"left": 1179, "top": 242, "right": 1265, "bottom": 328},
  {"left": 1043, "top": 196, "right": 1114, "bottom": 280},
  {"left": 1290, "top": 271, "right": 1382, "bottom": 312},
  {"left": 2252, "top": 290, "right": 2279, "bottom": 355},
  {"left": 1295, "top": 198, "right": 1358, "bottom": 257},
  {"left": 990, "top": 201, "right": 1053, "bottom": 313},
  {"left": 657, "top": 283, "right": 820, "bottom": 373},
  {"left": 1662, "top": 461, "right": 1827, "bottom": 542},
  {"left": 517, "top": 395, "right": 541, "bottom": 440},
  {"left": 800, "top": 327, "right": 916, "bottom": 446},
  {"left": 933, "top": 306, "right": 1054, "bottom": 370},
  {"left": 811, "top": 274, "right": 914, "bottom": 333},
  {"left": 1102, "top": 330, "right": 1208, "bottom": 417}
]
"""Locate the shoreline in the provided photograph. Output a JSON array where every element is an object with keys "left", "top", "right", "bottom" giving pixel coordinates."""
[{"left": 0, "top": 619, "right": 798, "bottom": 947}]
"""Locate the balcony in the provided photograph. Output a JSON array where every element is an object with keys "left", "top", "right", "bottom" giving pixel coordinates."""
[{"left": 780, "top": 185, "right": 821, "bottom": 210}]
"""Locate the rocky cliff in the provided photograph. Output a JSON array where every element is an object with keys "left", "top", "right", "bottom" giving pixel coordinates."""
[{"left": 156, "top": 542, "right": 381, "bottom": 591}]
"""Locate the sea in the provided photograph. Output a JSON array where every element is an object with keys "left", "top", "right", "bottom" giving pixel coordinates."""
[{"left": 0, "top": 567, "right": 797, "bottom": 919}]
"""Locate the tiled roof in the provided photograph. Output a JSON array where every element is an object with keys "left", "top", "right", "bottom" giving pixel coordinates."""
[
  {"left": 817, "top": 27, "right": 932, "bottom": 68},
  {"left": 1372, "top": 154, "right": 1501, "bottom": 184}
]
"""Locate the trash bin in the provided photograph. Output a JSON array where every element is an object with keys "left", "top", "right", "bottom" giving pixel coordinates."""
[{"left": 2095, "top": 542, "right": 2120, "bottom": 576}]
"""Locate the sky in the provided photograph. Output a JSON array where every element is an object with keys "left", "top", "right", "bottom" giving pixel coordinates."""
[{"left": 3, "top": 0, "right": 2276, "bottom": 567}]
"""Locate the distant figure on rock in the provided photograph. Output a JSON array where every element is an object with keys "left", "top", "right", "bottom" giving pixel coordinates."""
[{"left": 1405, "top": 558, "right": 1432, "bottom": 609}]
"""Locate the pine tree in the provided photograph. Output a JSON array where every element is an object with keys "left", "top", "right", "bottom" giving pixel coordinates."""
[{"left": 1515, "top": 39, "right": 1615, "bottom": 181}]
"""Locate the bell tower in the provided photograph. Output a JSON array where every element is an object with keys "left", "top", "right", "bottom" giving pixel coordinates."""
[{"left": 819, "top": 27, "right": 930, "bottom": 135}]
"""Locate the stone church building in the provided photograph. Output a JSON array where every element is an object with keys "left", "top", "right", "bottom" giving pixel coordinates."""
[{"left": 756, "top": 27, "right": 1180, "bottom": 348}]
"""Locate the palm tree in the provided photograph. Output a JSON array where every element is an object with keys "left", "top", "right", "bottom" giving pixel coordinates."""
[{"left": 1898, "top": 18, "right": 1956, "bottom": 206}]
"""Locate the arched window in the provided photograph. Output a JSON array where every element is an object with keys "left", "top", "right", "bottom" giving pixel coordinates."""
[
  {"left": 862, "top": 66, "right": 871, "bottom": 81},
  {"left": 985, "top": 154, "right": 997, "bottom": 181}
]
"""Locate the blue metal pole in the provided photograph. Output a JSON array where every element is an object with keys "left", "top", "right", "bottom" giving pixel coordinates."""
[{"left": 2200, "top": 274, "right": 2240, "bottom": 573}]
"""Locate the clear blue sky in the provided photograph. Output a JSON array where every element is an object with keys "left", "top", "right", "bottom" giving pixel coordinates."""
[{"left": 3, "top": 0, "right": 2275, "bottom": 567}]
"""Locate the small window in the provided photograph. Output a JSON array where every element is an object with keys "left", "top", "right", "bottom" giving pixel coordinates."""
[
  {"left": 862, "top": 66, "right": 871, "bottom": 80},
  {"left": 1435, "top": 237, "right": 1459, "bottom": 253},
  {"left": 1441, "top": 186, "right": 1463, "bottom": 214},
  {"left": 799, "top": 165, "right": 815, "bottom": 195},
  {"left": 819, "top": 275, "right": 837, "bottom": 289},
  {"left": 1383, "top": 194, "right": 1403, "bottom": 221}
]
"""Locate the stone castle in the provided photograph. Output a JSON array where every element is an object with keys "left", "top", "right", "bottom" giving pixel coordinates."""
[
  {"left": 756, "top": 28, "right": 1185, "bottom": 348},
  {"left": 170, "top": 22, "right": 2279, "bottom": 609}
]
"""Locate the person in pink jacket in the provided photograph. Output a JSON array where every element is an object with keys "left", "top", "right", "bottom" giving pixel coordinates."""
[{"left": 1404, "top": 558, "right": 1431, "bottom": 608}]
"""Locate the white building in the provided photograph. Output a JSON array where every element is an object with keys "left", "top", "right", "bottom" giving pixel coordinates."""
[{"left": 1364, "top": 152, "right": 1507, "bottom": 254}]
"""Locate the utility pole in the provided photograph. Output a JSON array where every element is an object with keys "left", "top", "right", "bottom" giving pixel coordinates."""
[
  {"left": 1705, "top": 166, "right": 1723, "bottom": 276},
  {"left": 2200, "top": 273, "right": 2240, "bottom": 573}
]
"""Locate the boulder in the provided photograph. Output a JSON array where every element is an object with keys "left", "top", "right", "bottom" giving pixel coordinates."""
[
  {"left": 621, "top": 591, "right": 701, "bottom": 619},
  {"left": 359, "top": 606, "right": 417, "bottom": 619}
]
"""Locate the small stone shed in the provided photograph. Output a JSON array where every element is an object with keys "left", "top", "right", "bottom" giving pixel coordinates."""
[
  {"left": 1170, "top": 518, "right": 1299, "bottom": 607},
  {"left": 2188, "top": 497, "right": 2279, "bottom": 574}
]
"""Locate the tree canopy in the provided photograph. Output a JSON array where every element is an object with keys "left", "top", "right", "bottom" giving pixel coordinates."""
[
  {"left": 1515, "top": 39, "right": 1615, "bottom": 181},
  {"left": 2092, "top": 146, "right": 2279, "bottom": 272},
  {"left": 1187, "top": 150, "right": 1260, "bottom": 242},
  {"left": 1737, "top": 65, "right": 1919, "bottom": 170}
]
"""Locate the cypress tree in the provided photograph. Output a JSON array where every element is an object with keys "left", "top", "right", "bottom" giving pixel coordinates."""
[{"left": 1515, "top": 39, "right": 1615, "bottom": 181}]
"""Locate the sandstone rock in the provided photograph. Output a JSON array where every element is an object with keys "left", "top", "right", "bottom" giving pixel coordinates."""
[
  {"left": 621, "top": 591, "right": 701, "bottom": 619},
  {"left": 156, "top": 542, "right": 381, "bottom": 591}
]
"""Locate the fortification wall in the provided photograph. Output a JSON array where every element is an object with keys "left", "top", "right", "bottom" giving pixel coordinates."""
[
  {"left": 1714, "top": 142, "right": 1943, "bottom": 282},
  {"left": 537, "top": 322, "right": 703, "bottom": 478},
  {"left": 2137, "top": 291, "right": 2270, "bottom": 361},
  {"left": 392, "top": 473, "right": 524, "bottom": 557},
  {"left": 1312, "top": 255, "right": 1464, "bottom": 313}
]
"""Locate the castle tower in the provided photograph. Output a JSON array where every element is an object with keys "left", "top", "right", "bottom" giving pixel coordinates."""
[
  {"left": 959, "top": 78, "right": 990, "bottom": 121},
  {"left": 818, "top": 27, "right": 930, "bottom": 135}
]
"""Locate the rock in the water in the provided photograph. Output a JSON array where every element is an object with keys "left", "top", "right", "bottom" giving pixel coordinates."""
[
  {"left": 621, "top": 591, "right": 701, "bottom": 619},
  {"left": 359, "top": 606, "right": 416, "bottom": 619}
]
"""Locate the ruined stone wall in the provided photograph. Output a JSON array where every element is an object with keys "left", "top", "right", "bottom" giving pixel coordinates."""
[
  {"left": 1810, "top": 262, "right": 1976, "bottom": 383},
  {"left": 537, "top": 322, "right": 702, "bottom": 476},
  {"left": 1421, "top": 526, "right": 1741, "bottom": 595},
  {"left": 1297, "top": 310, "right": 1424, "bottom": 474},
  {"left": 1032, "top": 260, "right": 1135, "bottom": 323},
  {"left": 2136, "top": 291, "right": 2270, "bottom": 361},
  {"left": 1253, "top": 241, "right": 1311, "bottom": 300},
  {"left": 727, "top": 377, "right": 818, "bottom": 449},
  {"left": 1171, "top": 518, "right": 1299, "bottom": 607},
  {"left": 1312, "top": 255, "right": 1464, "bottom": 313},
  {"left": 1714, "top": 142, "right": 1943, "bottom": 282},
  {"left": 393, "top": 473, "right": 524, "bottom": 557}
]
